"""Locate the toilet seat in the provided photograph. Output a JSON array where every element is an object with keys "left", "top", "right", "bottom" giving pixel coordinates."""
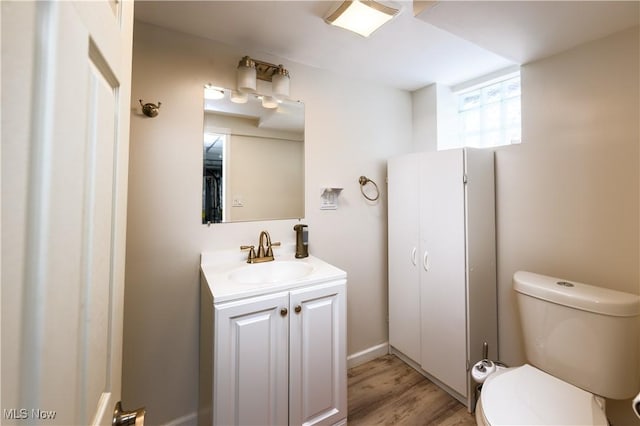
[{"left": 479, "top": 364, "right": 608, "bottom": 426}]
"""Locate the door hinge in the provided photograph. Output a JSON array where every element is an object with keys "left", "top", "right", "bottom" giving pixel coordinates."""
[{"left": 463, "top": 174, "right": 468, "bottom": 184}]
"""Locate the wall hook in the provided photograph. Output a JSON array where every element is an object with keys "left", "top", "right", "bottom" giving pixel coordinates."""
[{"left": 139, "top": 99, "right": 161, "bottom": 117}]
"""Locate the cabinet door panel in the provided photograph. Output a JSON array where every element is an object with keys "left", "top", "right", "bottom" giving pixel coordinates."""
[
  {"left": 388, "top": 155, "right": 421, "bottom": 361},
  {"left": 419, "top": 150, "right": 467, "bottom": 396},
  {"left": 214, "top": 292, "right": 289, "bottom": 426},
  {"left": 290, "top": 281, "right": 347, "bottom": 426}
]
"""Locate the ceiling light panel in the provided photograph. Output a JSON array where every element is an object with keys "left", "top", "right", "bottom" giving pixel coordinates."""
[{"left": 326, "top": 0, "right": 399, "bottom": 37}]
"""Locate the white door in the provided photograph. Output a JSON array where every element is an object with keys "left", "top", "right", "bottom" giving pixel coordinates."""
[
  {"left": 419, "top": 149, "right": 468, "bottom": 396},
  {"left": 214, "top": 292, "right": 289, "bottom": 426},
  {"left": 387, "top": 154, "right": 421, "bottom": 362},
  {"left": 2, "top": 1, "right": 134, "bottom": 425},
  {"left": 289, "top": 281, "right": 347, "bottom": 426}
]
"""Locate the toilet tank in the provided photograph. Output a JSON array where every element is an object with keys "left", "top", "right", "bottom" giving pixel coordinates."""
[{"left": 514, "top": 271, "right": 640, "bottom": 400}]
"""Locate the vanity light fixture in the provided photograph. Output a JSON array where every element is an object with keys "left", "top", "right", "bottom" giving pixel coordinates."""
[
  {"left": 236, "top": 56, "right": 291, "bottom": 100},
  {"left": 325, "top": 0, "right": 399, "bottom": 37},
  {"left": 204, "top": 84, "right": 225, "bottom": 100}
]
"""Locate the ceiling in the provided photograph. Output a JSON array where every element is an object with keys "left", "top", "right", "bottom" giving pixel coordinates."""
[{"left": 134, "top": 1, "right": 639, "bottom": 92}]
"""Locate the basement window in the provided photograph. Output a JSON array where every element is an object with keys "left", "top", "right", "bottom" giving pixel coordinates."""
[{"left": 454, "top": 71, "right": 521, "bottom": 149}]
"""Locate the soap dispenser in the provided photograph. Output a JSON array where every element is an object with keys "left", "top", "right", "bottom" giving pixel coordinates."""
[{"left": 293, "top": 224, "right": 308, "bottom": 258}]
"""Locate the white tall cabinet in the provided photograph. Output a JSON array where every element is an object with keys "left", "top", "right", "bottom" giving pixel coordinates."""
[{"left": 388, "top": 148, "right": 497, "bottom": 409}]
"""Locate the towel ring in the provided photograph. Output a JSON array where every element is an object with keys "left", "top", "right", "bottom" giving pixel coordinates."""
[{"left": 359, "top": 176, "right": 380, "bottom": 202}]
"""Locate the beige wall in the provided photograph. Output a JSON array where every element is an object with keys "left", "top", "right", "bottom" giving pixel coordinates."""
[
  {"left": 495, "top": 26, "right": 639, "bottom": 425},
  {"left": 412, "top": 83, "right": 438, "bottom": 152},
  {"left": 124, "top": 21, "right": 412, "bottom": 424},
  {"left": 411, "top": 83, "right": 459, "bottom": 151},
  {"left": 227, "top": 134, "right": 303, "bottom": 221}
]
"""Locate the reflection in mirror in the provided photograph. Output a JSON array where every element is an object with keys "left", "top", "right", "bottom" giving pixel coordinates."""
[{"left": 202, "top": 87, "right": 305, "bottom": 224}]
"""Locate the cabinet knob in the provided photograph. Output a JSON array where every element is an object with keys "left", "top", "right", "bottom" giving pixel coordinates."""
[
  {"left": 280, "top": 307, "right": 288, "bottom": 317},
  {"left": 294, "top": 305, "right": 302, "bottom": 314}
]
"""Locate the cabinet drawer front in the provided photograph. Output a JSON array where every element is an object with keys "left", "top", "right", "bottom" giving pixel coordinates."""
[
  {"left": 214, "top": 292, "right": 289, "bottom": 426},
  {"left": 289, "top": 281, "right": 347, "bottom": 426}
]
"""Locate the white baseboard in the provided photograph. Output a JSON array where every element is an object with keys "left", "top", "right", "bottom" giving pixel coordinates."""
[
  {"left": 162, "top": 411, "right": 197, "bottom": 426},
  {"left": 347, "top": 342, "right": 389, "bottom": 369}
]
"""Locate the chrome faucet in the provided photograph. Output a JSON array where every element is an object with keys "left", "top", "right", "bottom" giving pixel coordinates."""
[{"left": 241, "top": 230, "right": 281, "bottom": 263}]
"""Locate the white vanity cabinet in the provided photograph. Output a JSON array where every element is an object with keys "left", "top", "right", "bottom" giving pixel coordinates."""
[
  {"left": 199, "top": 252, "right": 347, "bottom": 426},
  {"left": 289, "top": 282, "right": 346, "bottom": 426},
  {"left": 212, "top": 291, "right": 290, "bottom": 426},
  {"left": 387, "top": 148, "right": 497, "bottom": 410}
]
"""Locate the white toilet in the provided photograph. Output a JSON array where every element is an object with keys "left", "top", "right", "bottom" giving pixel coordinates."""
[{"left": 476, "top": 271, "right": 640, "bottom": 426}]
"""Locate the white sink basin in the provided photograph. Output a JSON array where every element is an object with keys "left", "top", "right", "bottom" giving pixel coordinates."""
[{"left": 229, "top": 261, "right": 314, "bottom": 284}]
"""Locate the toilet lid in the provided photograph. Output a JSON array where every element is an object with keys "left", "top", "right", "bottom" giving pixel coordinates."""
[{"left": 481, "top": 364, "right": 608, "bottom": 426}]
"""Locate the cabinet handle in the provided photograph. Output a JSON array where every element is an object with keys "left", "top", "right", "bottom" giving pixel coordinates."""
[
  {"left": 423, "top": 251, "right": 430, "bottom": 271},
  {"left": 280, "top": 308, "right": 288, "bottom": 317},
  {"left": 411, "top": 247, "right": 417, "bottom": 266},
  {"left": 294, "top": 305, "right": 302, "bottom": 314}
]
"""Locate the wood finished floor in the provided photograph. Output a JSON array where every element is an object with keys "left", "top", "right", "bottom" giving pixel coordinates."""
[{"left": 347, "top": 355, "right": 476, "bottom": 426}]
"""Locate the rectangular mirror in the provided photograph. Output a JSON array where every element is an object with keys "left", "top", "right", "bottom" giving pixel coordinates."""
[{"left": 203, "top": 87, "right": 304, "bottom": 224}]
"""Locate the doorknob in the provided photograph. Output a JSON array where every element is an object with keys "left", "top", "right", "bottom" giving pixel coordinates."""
[{"left": 113, "top": 401, "right": 145, "bottom": 426}]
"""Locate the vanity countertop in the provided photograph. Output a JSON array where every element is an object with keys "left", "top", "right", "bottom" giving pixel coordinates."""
[{"left": 201, "top": 244, "right": 346, "bottom": 304}]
